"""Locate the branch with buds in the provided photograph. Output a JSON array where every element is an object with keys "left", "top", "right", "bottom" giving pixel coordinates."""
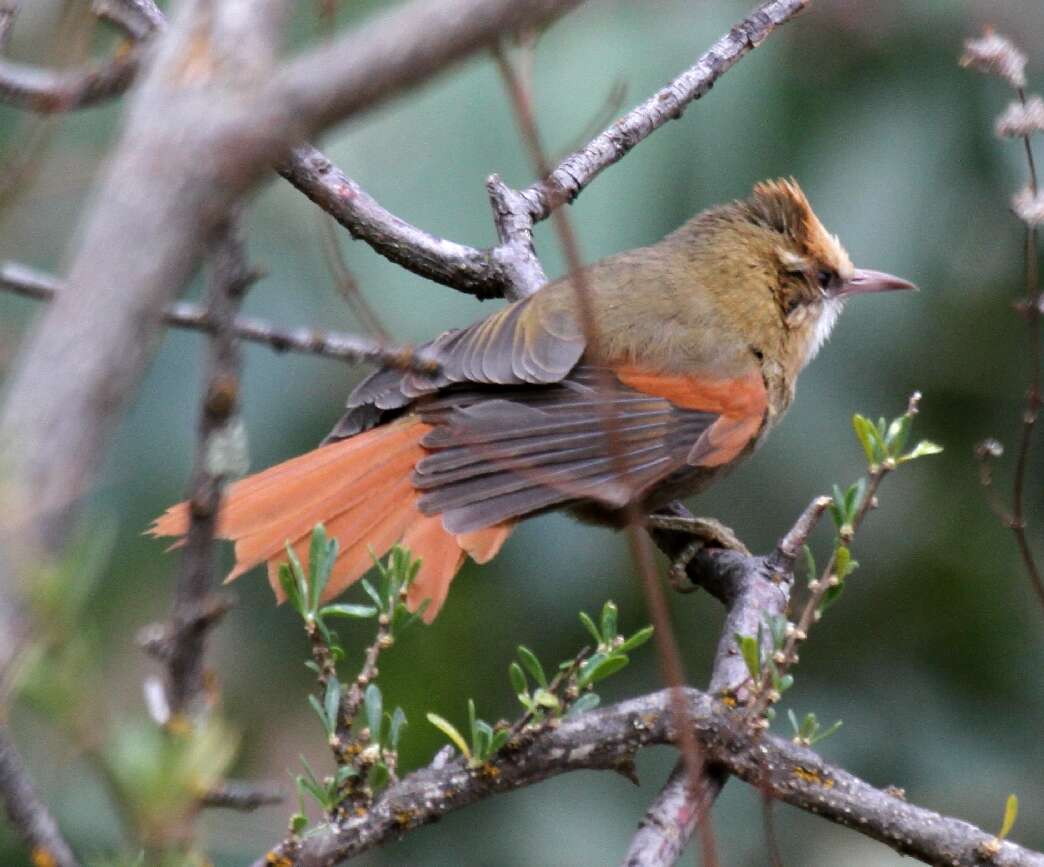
[{"left": 962, "top": 29, "right": 1044, "bottom": 612}]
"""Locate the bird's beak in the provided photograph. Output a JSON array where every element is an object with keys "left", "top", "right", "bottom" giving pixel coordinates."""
[{"left": 840, "top": 268, "right": 917, "bottom": 297}]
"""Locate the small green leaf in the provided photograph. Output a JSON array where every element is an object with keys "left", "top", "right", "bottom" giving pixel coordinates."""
[
  {"left": 360, "top": 578, "right": 383, "bottom": 611},
  {"left": 844, "top": 478, "right": 867, "bottom": 522},
  {"left": 818, "top": 580, "right": 845, "bottom": 613},
  {"left": 736, "top": 633, "right": 761, "bottom": 680},
  {"left": 489, "top": 729, "right": 511, "bottom": 755},
  {"left": 364, "top": 684, "right": 383, "bottom": 742},
  {"left": 810, "top": 719, "right": 843, "bottom": 745},
  {"left": 289, "top": 813, "right": 308, "bottom": 835},
  {"left": 899, "top": 439, "right": 944, "bottom": 463},
  {"left": 618, "top": 625, "right": 654, "bottom": 654},
  {"left": 835, "top": 546, "right": 851, "bottom": 579},
  {"left": 568, "top": 692, "right": 601, "bottom": 716},
  {"left": 779, "top": 673, "right": 794, "bottom": 692},
  {"left": 999, "top": 793, "right": 1019, "bottom": 840},
  {"left": 508, "top": 662, "right": 527, "bottom": 697},
  {"left": 829, "top": 484, "right": 846, "bottom": 529},
  {"left": 308, "top": 693, "right": 332, "bottom": 735},
  {"left": 307, "top": 525, "right": 331, "bottom": 613},
  {"left": 578, "top": 653, "right": 629, "bottom": 686},
  {"left": 578, "top": 610, "right": 602, "bottom": 646},
  {"left": 885, "top": 414, "right": 911, "bottom": 456},
  {"left": 600, "top": 600, "right": 618, "bottom": 644},
  {"left": 324, "top": 677, "right": 341, "bottom": 735},
  {"left": 851, "top": 415, "right": 876, "bottom": 465},
  {"left": 388, "top": 707, "right": 407, "bottom": 750},
  {"left": 533, "top": 688, "right": 560, "bottom": 710},
  {"left": 472, "top": 718, "right": 494, "bottom": 761},
  {"left": 516, "top": 646, "right": 547, "bottom": 688},
  {"left": 467, "top": 698, "right": 478, "bottom": 746},
  {"left": 278, "top": 564, "right": 302, "bottom": 614},
  {"left": 426, "top": 713, "right": 470, "bottom": 759},
  {"left": 368, "top": 762, "right": 390, "bottom": 792},
  {"left": 320, "top": 603, "right": 378, "bottom": 619},
  {"left": 852, "top": 414, "right": 879, "bottom": 465},
  {"left": 787, "top": 709, "right": 800, "bottom": 736},
  {"left": 767, "top": 615, "right": 788, "bottom": 651},
  {"left": 802, "top": 546, "right": 816, "bottom": 581},
  {"left": 285, "top": 545, "right": 309, "bottom": 615},
  {"left": 335, "top": 765, "right": 359, "bottom": 786}
]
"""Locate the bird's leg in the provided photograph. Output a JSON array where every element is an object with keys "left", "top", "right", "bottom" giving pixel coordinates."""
[{"left": 645, "top": 514, "right": 751, "bottom": 592}]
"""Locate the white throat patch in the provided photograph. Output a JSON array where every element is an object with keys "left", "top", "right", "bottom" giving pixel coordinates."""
[{"left": 806, "top": 297, "right": 844, "bottom": 363}]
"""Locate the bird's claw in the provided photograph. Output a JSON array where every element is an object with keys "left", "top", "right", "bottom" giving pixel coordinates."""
[{"left": 645, "top": 514, "right": 751, "bottom": 592}]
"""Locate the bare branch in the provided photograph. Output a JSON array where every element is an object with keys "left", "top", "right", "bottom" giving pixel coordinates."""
[
  {"left": 0, "top": 727, "right": 79, "bottom": 867},
  {"left": 200, "top": 780, "right": 283, "bottom": 811},
  {"left": 627, "top": 495, "right": 830, "bottom": 867},
  {"left": 164, "top": 220, "right": 251, "bottom": 719},
  {"left": 279, "top": 145, "right": 500, "bottom": 298},
  {"left": 515, "top": 0, "right": 810, "bottom": 222},
  {"left": 269, "top": 0, "right": 585, "bottom": 136},
  {"left": 0, "top": 50, "right": 143, "bottom": 114},
  {"left": 251, "top": 687, "right": 1044, "bottom": 867},
  {"left": 0, "top": 261, "right": 438, "bottom": 372},
  {"left": 92, "top": 0, "right": 165, "bottom": 40}
]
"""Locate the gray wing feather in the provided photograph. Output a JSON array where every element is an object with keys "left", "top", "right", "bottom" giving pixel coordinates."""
[
  {"left": 410, "top": 367, "right": 719, "bottom": 534},
  {"left": 324, "top": 295, "right": 585, "bottom": 442}
]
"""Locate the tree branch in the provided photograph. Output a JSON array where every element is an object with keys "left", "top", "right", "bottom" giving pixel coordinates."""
[
  {"left": 514, "top": 0, "right": 810, "bottom": 222},
  {"left": 0, "top": 260, "right": 439, "bottom": 372},
  {"left": 251, "top": 687, "right": 1044, "bottom": 867},
  {"left": 0, "top": 50, "right": 142, "bottom": 113},
  {"left": 0, "top": 727, "right": 79, "bottom": 867},
  {"left": 278, "top": 145, "right": 500, "bottom": 299},
  {"left": 161, "top": 219, "right": 250, "bottom": 719},
  {"left": 624, "top": 496, "right": 831, "bottom": 867}
]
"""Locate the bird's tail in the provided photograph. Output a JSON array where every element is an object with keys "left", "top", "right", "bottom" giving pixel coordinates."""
[{"left": 148, "top": 416, "right": 512, "bottom": 621}]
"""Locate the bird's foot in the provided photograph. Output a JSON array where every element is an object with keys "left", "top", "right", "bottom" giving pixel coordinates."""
[{"left": 644, "top": 514, "right": 751, "bottom": 592}]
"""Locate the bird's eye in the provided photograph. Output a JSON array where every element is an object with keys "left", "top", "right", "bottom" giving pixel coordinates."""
[
  {"left": 816, "top": 268, "right": 836, "bottom": 290},
  {"left": 784, "top": 298, "right": 801, "bottom": 315}
]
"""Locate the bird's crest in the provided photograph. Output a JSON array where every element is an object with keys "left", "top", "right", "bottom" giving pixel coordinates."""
[{"left": 746, "top": 178, "right": 851, "bottom": 276}]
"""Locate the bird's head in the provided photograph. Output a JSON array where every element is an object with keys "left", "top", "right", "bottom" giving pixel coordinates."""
[{"left": 736, "top": 178, "right": 915, "bottom": 367}]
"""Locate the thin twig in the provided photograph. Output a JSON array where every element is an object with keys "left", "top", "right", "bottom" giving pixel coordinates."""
[
  {"left": 164, "top": 220, "right": 251, "bottom": 719},
  {"left": 1009, "top": 87, "right": 1043, "bottom": 610},
  {"left": 0, "top": 49, "right": 142, "bottom": 113},
  {"left": 514, "top": 0, "right": 812, "bottom": 223},
  {"left": 200, "top": 780, "right": 283, "bottom": 811},
  {"left": 0, "top": 261, "right": 439, "bottom": 373},
  {"left": 964, "top": 37, "right": 1044, "bottom": 610},
  {"left": 0, "top": 1, "right": 20, "bottom": 52},
  {"left": 0, "top": 727, "right": 79, "bottom": 867}
]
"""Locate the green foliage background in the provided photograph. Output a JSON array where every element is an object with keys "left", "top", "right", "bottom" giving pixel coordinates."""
[{"left": 1, "top": 1, "right": 1043, "bottom": 864}]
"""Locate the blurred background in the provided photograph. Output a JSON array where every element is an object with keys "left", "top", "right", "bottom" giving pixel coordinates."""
[{"left": 1, "top": 0, "right": 1043, "bottom": 864}]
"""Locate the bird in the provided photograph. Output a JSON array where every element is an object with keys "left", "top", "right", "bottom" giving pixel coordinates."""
[{"left": 151, "top": 178, "right": 914, "bottom": 621}]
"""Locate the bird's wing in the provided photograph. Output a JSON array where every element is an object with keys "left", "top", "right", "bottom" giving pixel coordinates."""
[
  {"left": 412, "top": 364, "right": 767, "bottom": 533},
  {"left": 326, "top": 293, "right": 585, "bottom": 440}
]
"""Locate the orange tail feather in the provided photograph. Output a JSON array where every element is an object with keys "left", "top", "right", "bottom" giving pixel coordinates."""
[{"left": 149, "top": 416, "right": 514, "bottom": 619}]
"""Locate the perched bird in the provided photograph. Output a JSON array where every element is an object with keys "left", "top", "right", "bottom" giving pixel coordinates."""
[{"left": 151, "top": 179, "right": 913, "bottom": 620}]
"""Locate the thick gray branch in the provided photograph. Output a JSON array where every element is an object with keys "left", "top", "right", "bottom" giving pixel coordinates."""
[
  {"left": 0, "top": 260, "right": 439, "bottom": 372},
  {"left": 278, "top": 145, "right": 499, "bottom": 298},
  {"left": 626, "top": 497, "right": 823, "bottom": 867},
  {"left": 251, "top": 688, "right": 1043, "bottom": 867},
  {"left": 269, "top": 0, "right": 585, "bottom": 136}
]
